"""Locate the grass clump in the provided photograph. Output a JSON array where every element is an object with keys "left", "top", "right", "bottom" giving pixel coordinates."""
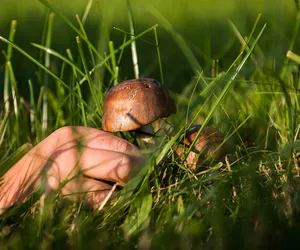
[{"left": 0, "top": 0, "right": 299, "bottom": 249}]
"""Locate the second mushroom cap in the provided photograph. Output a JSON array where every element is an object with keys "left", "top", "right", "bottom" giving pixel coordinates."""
[{"left": 176, "top": 125, "right": 228, "bottom": 169}]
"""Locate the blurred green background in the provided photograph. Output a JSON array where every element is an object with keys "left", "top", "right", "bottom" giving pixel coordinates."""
[
  {"left": 0, "top": 2, "right": 299, "bottom": 248},
  {"left": 0, "top": 0, "right": 298, "bottom": 97}
]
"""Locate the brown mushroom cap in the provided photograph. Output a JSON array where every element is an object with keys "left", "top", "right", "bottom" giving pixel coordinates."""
[
  {"left": 102, "top": 78, "right": 176, "bottom": 132},
  {"left": 176, "top": 125, "right": 228, "bottom": 169}
]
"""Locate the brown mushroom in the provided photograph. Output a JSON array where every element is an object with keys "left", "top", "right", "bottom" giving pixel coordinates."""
[
  {"left": 102, "top": 78, "right": 176, "bottom": 140},
  {"left": 176, "top": 125, "right": 228, "bottom": 170}
]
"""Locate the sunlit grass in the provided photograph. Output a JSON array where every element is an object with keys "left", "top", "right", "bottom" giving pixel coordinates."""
[{"left": 0, "top": 0, "right": 299, "bottom": 249}]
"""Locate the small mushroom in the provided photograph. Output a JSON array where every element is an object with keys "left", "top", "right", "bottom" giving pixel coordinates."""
[
  {"left": 176, "top": 125, "right": 228, "bottom": 170},
  {"left": 102, "top": 78, "right": 176, "bottom": 142}
]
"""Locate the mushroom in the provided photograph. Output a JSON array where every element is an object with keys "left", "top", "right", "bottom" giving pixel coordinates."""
[
  {"left": 176, "top": 125, "right": 228, "bottom": 170},
  {"left": 102, "top": 78, "right": 176, "bottom": 143}
]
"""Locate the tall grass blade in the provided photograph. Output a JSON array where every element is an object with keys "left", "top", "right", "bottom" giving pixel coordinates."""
[
  {"left": 109, "top": 41, "right": 118, "bottom": 85},
  {"left": 75, "top": 14, "right": 95, "bottom": 66},
  {"left": 126, "top": 0, "right": 139, "bottom": 78},
  {"left": 78, "top": 24, "right": 157, "bottom": 85},
  {"left": 124, "top": 183, "right": 152, "bottom": 236},
  {"left": 81, "top": 0, "right": 93, "bottom": 26},
  {"left": 76, "top": 36, "right": 102, "bottom": 115},
  {"left": 28, "top": 80, "right": 37, "bottom": 135},
  {"left": 286, "top": 50, "right": 300, "bottom": 64},
  {"left": 148, "top": 6, "right": 202, "bottom": 73},
  {"left": 42, "top": 12, "right": 54, "bottom": 135},
  {"left": 31, "top": 43, "right": 85, "bottom": 77},
  {"left": 0, "top": 36, "right": 89, "bottom": 109},
  {"left": 187, "top": 23, "right": 267, "bottom": 155},
  {"left": 7, "top": 62, "right": 18, "bottom": 119},
  {"left": 282, "top": 12, "right": 300, "bottom": 70},
  {"left": 154, "top": 26, "right": 164, "bottom": 84},
  {"left": 0, "top": 143, "right": 32, "bottom": 178},
  {"left": 3, "top": 20, "right": 17, "bottom": 115},
  {"left": 66, "top": 49, "right": 87, "bottom": 126},
  {"left": 228, "top": 17, "right": 263, "bottom": 68},
  {"left": 38, "top": 0, "right": 113, "bottom": 75},
  {"left": 0, "top": 112, "right": 9, "bottom": 148}
]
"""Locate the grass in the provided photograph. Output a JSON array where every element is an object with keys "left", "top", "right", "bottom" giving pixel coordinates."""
[{"left": 0, "top": 0, "right": 300, "bottom": 249}]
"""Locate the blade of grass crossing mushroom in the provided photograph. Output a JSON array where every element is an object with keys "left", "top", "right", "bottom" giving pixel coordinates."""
[
  {"left": 185, "top": 74, "right": 201, "bottom": 129},
  {"left": 126, "top": 0, "right": 139, "bottom": 79},
  {"left": 4, "top": 20, "right": 17, "bottom": 115},
  {"left": 155, "top": 126, "right": 186, "bottom": 165},
  {"left": 198, "top": 71, "right": 250, "bottom": 153},
  {"left": 185, "top": 23, "right": 267, "bottom": 158}
]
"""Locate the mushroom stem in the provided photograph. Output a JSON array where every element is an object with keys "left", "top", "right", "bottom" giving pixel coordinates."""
[
  {"left": 136, "top": 118, "right": 175, "bottom": 146},
  {"left": 136, "top": 123, "right": 156, "bottom": 145},
  {"left": 138, "top": 123, "right": 155, "bottom": 135}
]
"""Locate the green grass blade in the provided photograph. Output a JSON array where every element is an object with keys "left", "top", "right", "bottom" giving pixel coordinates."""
[
  {"left": 108, "top": 41, "right": 118, "bottom": 85},
  {"left": 286, "top": 50, "right": 300, "bottom": 64},
  {"left": 187, "top": 23, "right": 267, "bottom": 155},
  {"left": 148, "top": 6, "right": 202, "bottom": 74},
  {"left": 75, "top": 14, "right": 95, "bottom": 66},
  {"left": 0, "top": 36, "right": 89, "bottom": 110},
  {"left": 76, "top": 36, "right": 102, "bottom": 115},
  {"left": 228, "top": 18, "right": 263, "bottom": 68},
  {"left": 7, "top": 62, "right": 19, "bottom": 119},
  {"left": 0, "top": 112, "right": 10, "bottom": 148},
  {"left": 228, "top": 14, "right": 263, "bottom": 55},
  {"left": 117, "top": 33, "right": 127, "bottom": 65},
  {"left": 31, "top": 43, "right": 85, "bottom": 77},
  {"left": 124, "top": 183, "right": 152, "bottom": 237},
  {"left": 0, "top": 143, "right": 32, "bottom": 178},
  {"left": 42, "top": 12, "right": 54, "bottom": 135},
  {"left": 154, "top": 26, "right": 164, "bottom": 84},
  {"left": 126, "top": 0, "right": 139, "bottom": 79},
  {"left": 78, "top": 24, "right": 157, "bottom": 85},
  {"left": 66, "top": 49, "right": 87, "bottom": 126},
  {"left": 38, "top": 0, "right": 113, "bottom": 75},
  {"left": 4, "top": 20, "right": 17, "bottom": 115},
  {"left": 81, "top": 0, "right": 93, "bottom": 25},
  {"left": 28, "top": 80, "right": 38, "bottom": 136}
]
